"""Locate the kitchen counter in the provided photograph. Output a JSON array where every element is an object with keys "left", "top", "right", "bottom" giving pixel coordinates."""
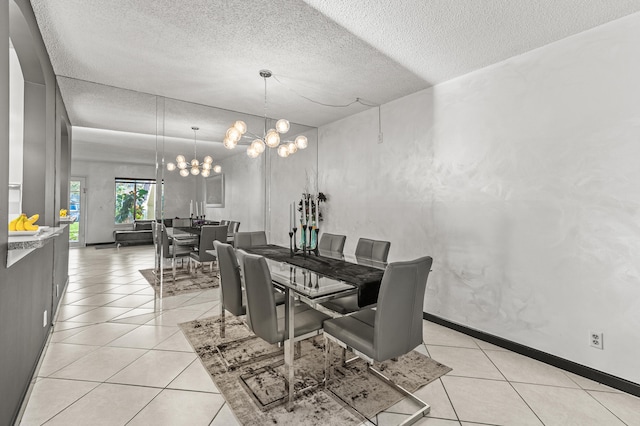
[{"left": 7, "top": 225, "right": 67, "bottom": 267}]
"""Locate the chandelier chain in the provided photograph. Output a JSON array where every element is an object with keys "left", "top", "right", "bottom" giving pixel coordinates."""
[
  {"left": 193, "top": 127, "right": 197, "bottom": 159},
  {"left": 264, "top": 75, "right": 268, "bottom": 135}
]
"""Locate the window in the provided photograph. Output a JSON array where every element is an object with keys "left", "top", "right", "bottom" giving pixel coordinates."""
[{"left": 115, "top": 178, "right": 156, "bottom": 224}]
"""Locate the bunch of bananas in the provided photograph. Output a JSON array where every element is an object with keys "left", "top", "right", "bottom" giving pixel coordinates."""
[
  {"left": 8, "top": 214, "right": 40, "bottom": 231},
  {"left": 60, "top": 209, "right": 68, "bottom": 217}
]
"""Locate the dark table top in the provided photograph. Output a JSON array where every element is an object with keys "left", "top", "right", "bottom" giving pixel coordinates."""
[{"left": 243, "top": 245, "right": 385, "bottom": 307}]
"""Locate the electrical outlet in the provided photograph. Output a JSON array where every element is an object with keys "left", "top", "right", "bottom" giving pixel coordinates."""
[
  {"left": 43, "top": 310, "right": 48, "bottom": 328},
  {"left": 590, "top": 331, "right": 603, "bottom": 349}
]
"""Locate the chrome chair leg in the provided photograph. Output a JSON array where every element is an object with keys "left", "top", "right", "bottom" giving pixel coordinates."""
[
  {"left": 366, "top": 362, "right": 431, "bottom": 426},
  {"left": 324, "top": 335, "right": 332, "bottom": 388}
]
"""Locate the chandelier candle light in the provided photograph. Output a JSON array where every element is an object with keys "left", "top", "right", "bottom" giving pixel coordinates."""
[
  {"left": 223, "top": 70, "right": 309, "bottom": 159},
  {"left": 166, "top": 126, "right": 222, "bottom": 177}
]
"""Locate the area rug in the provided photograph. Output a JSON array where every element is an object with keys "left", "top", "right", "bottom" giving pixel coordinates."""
[
  {"left": 139, "top": 267, "right": 219, "bottom": 297},
  {"left": 179, "top": 315, "right": 452, "bottom": 425}
]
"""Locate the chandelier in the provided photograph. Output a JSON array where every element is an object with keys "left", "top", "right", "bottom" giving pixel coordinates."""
[
  {"left": 223, "top": 69, "right": 308, "bottom": 159},
  {"left": 166, "top": 126, "right": 222, "bottom": 177}
]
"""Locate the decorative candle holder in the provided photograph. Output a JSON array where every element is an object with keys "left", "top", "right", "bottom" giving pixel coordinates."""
[
  {"left": 302, "top": 224, "right": 308, "bottom": 257},
  {"left": 288, "top": 231, "right": 294, "bottom": 255},
  {"left": 290, "top": 227, "right": 298, "bottom": 257},
  {"left": 312, "top": 227, "right": 320, "bottom": 256}
]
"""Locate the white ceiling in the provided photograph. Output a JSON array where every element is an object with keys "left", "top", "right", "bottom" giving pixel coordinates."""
[{"left": 29, "top": 0, "right": 640, "bottom": 161}]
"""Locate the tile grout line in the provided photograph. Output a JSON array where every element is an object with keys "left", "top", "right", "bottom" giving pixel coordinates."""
[
  {"left": 477, "top": 345, "right": 546, "bottom": 426},
  {"left": 582, "top": 390, "right": 631, "bottom": 426},
  {"left": 437, "top": 377, "right": 463, "bottom": 424}
]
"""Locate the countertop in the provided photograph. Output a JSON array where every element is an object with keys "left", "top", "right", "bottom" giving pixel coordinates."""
[{"left": 7, "top": 225, "right": 67, "bottom": 267}]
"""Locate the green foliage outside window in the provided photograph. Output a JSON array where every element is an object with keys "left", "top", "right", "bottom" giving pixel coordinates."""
[{"left": 115, "top": 179, "right": 155, "bottom": 224}]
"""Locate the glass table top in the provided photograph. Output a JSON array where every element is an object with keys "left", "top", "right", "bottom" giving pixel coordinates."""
[{"left": 263, "top": 257, "right": 357, "bottom": 300}]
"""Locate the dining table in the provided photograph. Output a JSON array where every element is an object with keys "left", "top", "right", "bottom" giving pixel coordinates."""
[{"left": 239, "top": 244, "right": 386, "bottom": 411}]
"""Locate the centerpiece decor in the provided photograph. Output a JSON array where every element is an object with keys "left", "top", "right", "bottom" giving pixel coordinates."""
[{"left": 289, "top": 192, "right": 326, "bottom": 257}]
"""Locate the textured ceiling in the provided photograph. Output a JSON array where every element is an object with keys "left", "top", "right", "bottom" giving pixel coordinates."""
[
  {"left": 32, "top": 0, "right": 426, "bottom": 129},
  {"left": 305, "top": 0, "right": 640, "bottom": 84},
  {"left": 28, "top": 0, "right": 640, "bottom": 162}
]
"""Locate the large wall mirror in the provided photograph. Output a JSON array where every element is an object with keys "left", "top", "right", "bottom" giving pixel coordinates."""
[
  {"left": 161, "top": 97, "right": 317, "bottom": 239},
  {"left": 59, "top": 77, "right": 159, "bottom": 245},
  {"left": 61, "top": 76, "right": 318, "bottom": 246}
]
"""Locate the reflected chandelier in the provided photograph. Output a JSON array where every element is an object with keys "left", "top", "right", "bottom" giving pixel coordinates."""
[
  {"left": 223, "top": 69, "right": 308, "bottom": 159},
  {"left": 166, "top": 126, "right": 222, "bottom": 177}
]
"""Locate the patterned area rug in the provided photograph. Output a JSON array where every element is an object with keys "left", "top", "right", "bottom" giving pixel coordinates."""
[
  {"left": 138, "top": 267, "right": 219, "bottom": 297},
  {"left": 179, "top": 315, "right": 452, "bottom": 425}
]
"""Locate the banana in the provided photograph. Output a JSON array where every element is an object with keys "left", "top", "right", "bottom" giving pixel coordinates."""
[
  {"left": 24, "top": 221, "right": 39, "bottom": 231},
  {"left": 8, "top": 215, "right": 20, "bottom": 231},
  {"left": 15, "top": 214, "right": 27, "bottom": 231},
  {"left": 26, "top": 214, "right": 39, "bottom": 225}
]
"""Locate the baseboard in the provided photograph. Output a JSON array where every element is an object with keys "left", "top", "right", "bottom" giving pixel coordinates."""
[
  {"left": 423, "top": 312, "right": 640, "bottom": 398},
  {"left": 86, "top": 241, "right": 116, "bottom": 246}
]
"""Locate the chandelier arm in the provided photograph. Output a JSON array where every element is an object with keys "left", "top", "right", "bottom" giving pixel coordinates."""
[{"left": 244, "top": 131, "right": 263, "bottom": 140}]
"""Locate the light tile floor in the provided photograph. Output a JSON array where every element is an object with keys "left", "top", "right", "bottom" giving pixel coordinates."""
[{"left": 17, "top": 246, "right": 640, "bottom": 425}]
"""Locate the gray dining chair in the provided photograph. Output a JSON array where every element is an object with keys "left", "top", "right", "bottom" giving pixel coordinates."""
[
  {"left": 318, "top": 232, "right": 346, "bottom": 253},
  {"left": 189, "top": 225, "right": 227, "bottom": 274},
  {"left": 321, "top": 238, "right": 391, "bottom": 315},
  {"left": 160, "top": 224, "right": 193, "bottom": 281},
  {"left": 323, "top": 256, "right": 433, "bottom": 425},
  {"left": 355, "top": 238, "right": 391, "bottom": 264},
  {"left": 214, "top": 241, "right": 247, "bottom": 341},
  {"left": 234, "top": 231, "right": 268, "bottom": 249},
  {"left": 215, "top": 242, "right": 285, "bottom": 339},
  {"left": 225, "top": 221, "right": 240, "bottom": 244},
  {"left": 242, "top": 252, "right": 330, "bottom": 409}
]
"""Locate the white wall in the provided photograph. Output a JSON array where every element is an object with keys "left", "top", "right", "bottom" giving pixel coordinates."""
[
  {"left": 71, "top": 160, "right": 157, "bottom": 243},
  {"left": 206, "top": 150, "right": 265, "bottom": 233},
  {"left": 318, "top": 13, "right": 640, "bottom": 384},
  {"left": 8, "top": 44, "right": 24, "bottom": 217},
  {"left": 268, "top": 128, "right": 318, "bottom": 246},
  {"left": 162, "top": 165, "right": 198, "bottom": 219}
]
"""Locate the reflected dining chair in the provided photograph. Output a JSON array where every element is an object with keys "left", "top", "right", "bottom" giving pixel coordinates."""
[
  {"left": 160, "top": 224, "right": 193, "bottom": 281},
  {"left": 225, "top": 221, "right": 240, "bottom": 244},
  {"left": 317, "top": 232, "right": 346, "bottom": 254},
  {"left": 189, "top": 225, "right": 227, "bottom": 274},
  {"left": 234, "top": 231, "right": 268, "bottom": 249},
  {"left": 242, "top": 252, "right": 330, "bottom": 410},
  {"left": 323, "top": 256, "right": 433, "bottom": 425},
  {"left": 321, "top": 238, "right": 391, "bottom": 315}
]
